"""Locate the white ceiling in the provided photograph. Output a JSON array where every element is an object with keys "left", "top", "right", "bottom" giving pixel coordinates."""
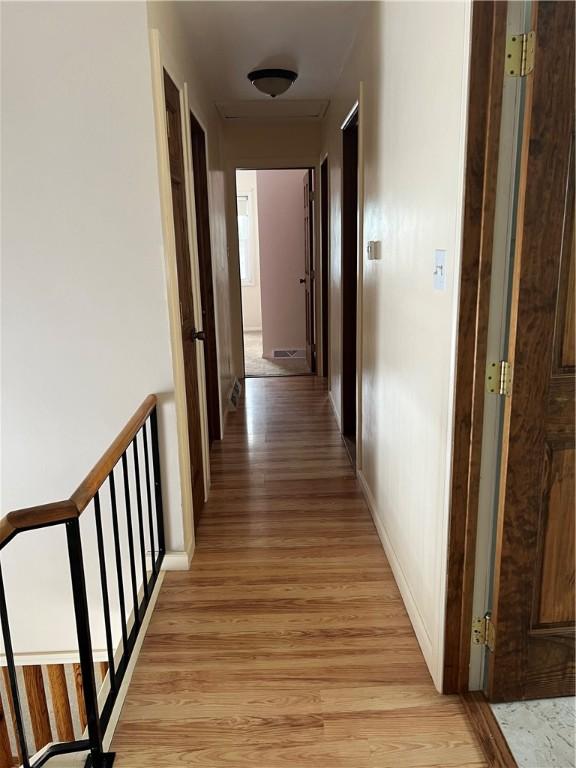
[{"left": 172, "top": 1, "right": 370, "bottom": 118}]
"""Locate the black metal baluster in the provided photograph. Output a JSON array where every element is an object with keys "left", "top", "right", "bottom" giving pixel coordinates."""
[
  {"left": 93, "top": 492, "right": 116, "bottom": 693},
  {"left": 150, "top": 406, "right": 166, "bottom": 561},
  {"left": 142, "top": 422, "right": 157, "bottom": 577},
  {"left": 0, "top": 564, "right": 30, "bottom": 767},
  {"left": 132, "top": 437, "right": 148, "bottom": 603},
  {"left": 121, "top": 453, "right": 139, "bottom": 631},
  {"left": 65, "top": 518, "right": 113, "bottom": 768},
  {"left": 109, "top": 471, "right": 128, "bottom": 655}
]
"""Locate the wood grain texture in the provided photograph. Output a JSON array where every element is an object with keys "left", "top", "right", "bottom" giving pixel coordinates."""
[
  {"left": 164, "top": 70, "right": 205, "bottom": 517},
  {"left": 489, "top": 0, "right": 576, "bottom": 701},
  {"left": 70, "top": 395, "right": 156, "bottom": 513},
  {"left": 461, "top": 692, "right": 517, "bottom": 767},
  {"left": 46, "top": 664, "right": 74, "bottom": 742},
  {"left": 443, "top": 0, "right": 507, "bottom": 694},
  {"left": 1, "top": 669, "right": 21, "bottom": 764},
  {"left": 22, "top": 666, "right": 51, "bottom": 752},
  {"left": 0, "top": 500, "right": 78, "bottom": 550},
  {"left": 189, "top": 111, "right": 221, "bottom": 444},
  {"left": 72, "top": 663, "right": 87, "bottom": 732},
  {"left": 0, "top": 698, "right": 15, "bottom": 768},
  {"left": 112, "top": 377, "right": 486, "bottom": 767}
]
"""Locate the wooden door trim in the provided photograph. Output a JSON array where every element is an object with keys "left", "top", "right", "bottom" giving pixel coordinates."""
[
  {"left": 148, "top": 31, "right": 195, "bottom": 553},
  {"left": 443, "top": 0, "right": 508, "bottom": 693},
  {"left": 320, "top": 157, "right": 329, "bottom": 379},
  {"left": 460, "top": 693, "right": 518, "bottom": 767},
  {"left": 341, "top": 105, "right": 359, "bottom": 452},
  {"left": 189, "top": 109, "right": 221, "bottom": 444}
]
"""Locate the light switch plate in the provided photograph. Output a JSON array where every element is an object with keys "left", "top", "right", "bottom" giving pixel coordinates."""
[{"left": 433, "top": 249, "right": 447, "bottom": 291}]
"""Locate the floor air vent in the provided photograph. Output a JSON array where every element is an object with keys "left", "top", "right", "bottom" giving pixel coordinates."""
[{"left": 272, "top": 349, "right": 306, "bottom": 359}]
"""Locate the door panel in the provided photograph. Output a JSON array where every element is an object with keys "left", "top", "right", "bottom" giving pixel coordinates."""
[
  {"left": 189, "top": 112, "right": 220, "bottom": 445},
  {"left": 163, "top": 71, "right": 205, "bottom": 519},
  {"left": 488, "top": 1, "right": 575, "bottom": 701},
  {"left": 341, "top": 113, "right": 358, "bottom": 444},
  {"left": 303, "top": 170, "right": 315, "bottom": 372}
]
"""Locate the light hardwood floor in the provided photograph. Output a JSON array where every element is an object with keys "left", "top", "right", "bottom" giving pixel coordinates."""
[{"left": 112, "top": 377, "right": 486, "bottom": 767}]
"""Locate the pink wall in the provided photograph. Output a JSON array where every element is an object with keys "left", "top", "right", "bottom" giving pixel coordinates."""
[{"left": 257, "top": 169, "right": 307, "bottom": 358}]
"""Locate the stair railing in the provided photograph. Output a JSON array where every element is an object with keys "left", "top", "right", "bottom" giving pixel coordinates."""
[{"left": 0, "top": 396, "right": 166, "bottom": 768}]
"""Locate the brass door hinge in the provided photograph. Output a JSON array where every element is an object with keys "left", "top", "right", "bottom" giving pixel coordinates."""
[
  {"left": 472, "top": 612, "right": 496, "bottom": 652},
  {"left": 506, "top": 31, "right": 536, "bottom": 77},
  {"left": 486, "top": 360, "right": 512, "bottom": 397},
  {"left": 309, "top": 191, "right": 315, "bottom": 203}
]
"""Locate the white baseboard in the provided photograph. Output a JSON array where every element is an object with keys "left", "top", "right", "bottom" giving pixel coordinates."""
[
  {"left": 102, "top": 571, "right": 165, "bottom": 751},
  {"left": 328, "top": 389, "right": 341, "bottom": 430},
  {"left": 357, "top": 469, "right": 437, "bottom": 688},
  {"left": 162, "top": 538, "right": 194, "bottom": 571}
]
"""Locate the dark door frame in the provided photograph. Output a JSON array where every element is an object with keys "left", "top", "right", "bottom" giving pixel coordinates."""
[
  {"left": 442, "top": 0, "right": 508, "bottom": 693},
  {"left": 233, "top": 165, "right": 319, "bottom": 378},
  {"left": 320, "top": 157, "right": 329, "bottom": 379},
  {"left": 163, "top": 69, "right": 206, "bottom": 521},
  {"left": 341, "top": 108, "right": 359, "bottom": 457},
  {"left": 189, "top": 110, "right": 221, "bottom": 443}
]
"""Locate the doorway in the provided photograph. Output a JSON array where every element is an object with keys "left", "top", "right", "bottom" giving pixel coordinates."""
[
  {"left": 235, "top": 168, "right": 316, "bottom": 378},
  {"left": 444, "top": 2, "right": 575, "bottom": 764},
  {"left": 163, "top": 70, "right": 205, "bottom": 520},
  {"left": 189, "top": 111, "right": 220, "bottom": 444},
  {"left": 341, "top": 109, "right": 359, "bottom": 461}
]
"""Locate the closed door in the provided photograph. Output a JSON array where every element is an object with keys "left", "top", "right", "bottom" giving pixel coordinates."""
[
  {"left": 189, "top": 111, "right": 220, "bottom": 445},
  {"left": 341, "top": 111, "right": 359, "bottom": 446},
  {"left": 163, "top": 71, "right": 205, "bottom": 519},
  {"left": 488, "top": 1, "right": 574, "bottom": 701},
  {"left": 303, "top": 169, "right": 315, "bottom": 372}
]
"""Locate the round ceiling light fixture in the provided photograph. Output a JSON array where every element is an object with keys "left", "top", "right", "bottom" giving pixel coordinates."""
[{"left": 247, "top": 68, "right": 298, "bottom": 98}]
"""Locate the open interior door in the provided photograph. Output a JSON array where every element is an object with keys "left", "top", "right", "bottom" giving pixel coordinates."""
[
  {"left": 487, "top": 1, "right": 575, "bottom": 701},
  {"left": 303, "top": 170, "right": 316, "bottom": 372}
]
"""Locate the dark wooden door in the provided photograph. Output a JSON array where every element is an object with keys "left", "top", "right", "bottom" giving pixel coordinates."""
[
  {"left": 341, "top": 111, "right": 358, "bottom": 447},
  {"left": 320, "top": 158, "right": 329, "bottom": 378},
  {"left": 163, "top": 71, "right": 205, "bottom": 519},
  {"left": 303, "top": 169, "right": 315, "bottom": 372},
  {"left": 488, "top": 1, "right": 575, "bottom": 701},
  {"left": 189, "top": 111, "right": 220, "bottom": 444}
]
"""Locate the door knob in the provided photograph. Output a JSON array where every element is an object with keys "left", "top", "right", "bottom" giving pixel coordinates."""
[
  {"left": 299, "top": 278, "right": 306, "bottom": 284},
  {"left": 191, "top": 328, "right": 206, "bottom": 342}
]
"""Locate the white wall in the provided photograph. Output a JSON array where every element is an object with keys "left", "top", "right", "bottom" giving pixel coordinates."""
[
  {"left": 236, "top": 170, "right": 262, "bottom": 332},
  {"left": 1, "top": 1, "right": 183, "bottom": 655},
  {"left": 321, "top": 1, "right": 471, "bottom": 690}
]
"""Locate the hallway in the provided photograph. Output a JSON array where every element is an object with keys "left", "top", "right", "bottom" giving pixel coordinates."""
[{"left": 112, "top": 377, "right": 485, "bottom": 767}]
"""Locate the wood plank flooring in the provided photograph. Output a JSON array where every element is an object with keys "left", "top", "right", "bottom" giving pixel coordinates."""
[{"left": 112, "top": 377, "right": 486, "bottom": 767}]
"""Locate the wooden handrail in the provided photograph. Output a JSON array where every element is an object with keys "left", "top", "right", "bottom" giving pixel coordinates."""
[
  {"left": 0, "top": 394, "right": 157, "bottom": 550},
  {"left": 71, "top": 394, "right": 157, "bottom": 512},
  {"left": 0, "top": 500, "right": 79, "bottom": 549}
]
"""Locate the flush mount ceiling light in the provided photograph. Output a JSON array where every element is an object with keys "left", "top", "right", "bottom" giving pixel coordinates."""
[{"left": 247, "top": 68, "right": 298, "bottom": 98}]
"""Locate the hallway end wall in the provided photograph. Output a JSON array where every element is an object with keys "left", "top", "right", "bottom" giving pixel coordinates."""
[{"left": 321, "top": 0, "right": 472, "bottom": 690}]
